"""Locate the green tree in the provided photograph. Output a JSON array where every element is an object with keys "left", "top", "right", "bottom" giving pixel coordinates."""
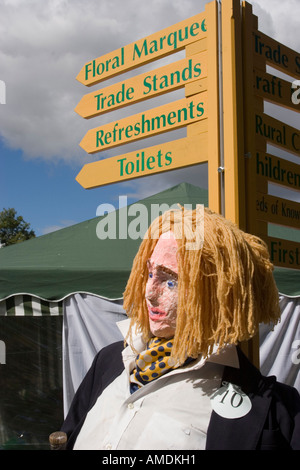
[{"left": 0, "top": 208, "right": 35, "bottom": 247}]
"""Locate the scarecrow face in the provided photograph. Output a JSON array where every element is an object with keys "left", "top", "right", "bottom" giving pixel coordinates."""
[{"left": 145, "top": 232, "right": 178, "bottom": 339}]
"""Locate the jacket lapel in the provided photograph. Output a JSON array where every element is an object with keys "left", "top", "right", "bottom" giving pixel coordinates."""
[{"left": 206, "top": 347, "right": 276, "bottom": 450}]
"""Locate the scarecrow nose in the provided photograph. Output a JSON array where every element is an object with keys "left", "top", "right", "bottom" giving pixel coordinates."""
[
  {"left": 145, "top": 279, "right": 160, "bottom": 305},
  {"left": 146, "top": 285, "right": 157, "bottom": 300},
  {"left": 146, "top": 290, "right": 159, "bottom": 304}
]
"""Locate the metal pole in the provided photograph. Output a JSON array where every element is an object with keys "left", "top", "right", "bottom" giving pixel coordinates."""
[{"left": 218, "top": 0, "right": 225, "bottom": 216}]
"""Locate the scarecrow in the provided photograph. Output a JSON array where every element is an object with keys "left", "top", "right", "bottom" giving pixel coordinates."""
[{"left": 56, "top": 207, "right": 300, "bottom": 450}]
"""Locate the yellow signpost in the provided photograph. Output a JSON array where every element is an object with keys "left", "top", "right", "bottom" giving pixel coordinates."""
[
  {"left": 241, "top": 0, "right": 300, "bottom": 276},
  {"left": 256, "top": 193, "right": 300, "bottom": 230},
  {"left": 76, "top": 134, "right": 208, "bottom": 188},
  {"left": 75, "top": 52, "right": 208, "bottom": 119},
  {"left": 254, "top": 69, "right": 300, "bottom": 113},
  {"left": 218, "top": 0, "right": 300, "bottom": 365},
  {"left": 253, "top": 30, "right": 300, "bottom": 79},
  {"left": 79, "top": 93, "right": 207, "bottom": 154},
  {"left": 75, "top": 0, "right": 299, "bottom": 366},
  {"left": 266, "top": 237, "right": 300, "bottom": 270},
  {"left": 76, "top": 13, "right": 207, "bottom": 86},
  {"left": 255, "top": 152, "right": 300, "bottom": 190},
  {"left": 255, "top": 113, "right": 300, "bottom": 157},
  {"left": 75, "top": 0, "right": 220, "bottom": 213}
]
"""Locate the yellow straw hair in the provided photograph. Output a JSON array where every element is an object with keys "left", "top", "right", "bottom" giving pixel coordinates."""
[{"left": 123, "top": 206, "right": 281, "bottom": 363}]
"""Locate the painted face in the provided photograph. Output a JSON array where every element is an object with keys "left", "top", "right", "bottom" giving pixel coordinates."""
[{"left": 145, "top": 231, "right": 178, "bottom": 339}]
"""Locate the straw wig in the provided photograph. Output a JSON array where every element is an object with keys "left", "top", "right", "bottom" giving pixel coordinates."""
[{"left": 123, "top": 206, "right": 281, "bottom": 363}]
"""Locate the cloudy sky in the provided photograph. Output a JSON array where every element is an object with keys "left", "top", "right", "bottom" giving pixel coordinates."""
[{"left": 1, "top": 0, "right": 299, "bottom": 236}]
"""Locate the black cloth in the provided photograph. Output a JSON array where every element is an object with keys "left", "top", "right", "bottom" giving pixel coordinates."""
[{"left": 61, "top": 341, "right": 300, "bottom": 450}]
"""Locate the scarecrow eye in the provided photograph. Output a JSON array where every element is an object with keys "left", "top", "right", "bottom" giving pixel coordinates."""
[
  {"left": 167, "top": 280, "right": 176, "bottom": 288},
  {"left": 149, "top": 273, "right": 153, "bottom": 279}
]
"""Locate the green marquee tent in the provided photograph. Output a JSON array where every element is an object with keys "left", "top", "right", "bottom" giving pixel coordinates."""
[
  {"left": 0, "top": 182, "right": 298, "bottom": 449},
  {"left": 0, "top": 182, "right": 298, "bottom": 304},
  {"left": 0, "top": 182, "right": 209, "bottom": 303}
]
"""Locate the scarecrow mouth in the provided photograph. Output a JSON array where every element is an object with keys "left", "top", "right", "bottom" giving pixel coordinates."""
[{"left": 148, "top": 307, "right": 167, "bottom": 319}]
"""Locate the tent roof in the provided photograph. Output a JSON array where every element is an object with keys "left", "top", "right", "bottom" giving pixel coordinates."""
[
  {"left": 0, "top": 182, "right": 298, "bottom": 300},
  {"left": 0, "top": 183, "right": 208, "bottom": 301}
]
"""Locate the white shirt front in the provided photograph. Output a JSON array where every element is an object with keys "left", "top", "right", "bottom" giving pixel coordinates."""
[{"left": 74, "top": 320, "right": 239, "bottom": 450}]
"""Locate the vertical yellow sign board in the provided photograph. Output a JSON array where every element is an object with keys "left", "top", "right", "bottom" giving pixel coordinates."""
[
  {"left": 241, "top": 0, "right": 300, "bottom": 272},
  {"left": 220, "top": 0, "right": 299, "bottom": 366}
]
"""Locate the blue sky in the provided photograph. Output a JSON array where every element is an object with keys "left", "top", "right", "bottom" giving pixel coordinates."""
[
  {"left": 1, "top": 136, "right": 208, "bottom": 235},
  {"left": 1, "top": 0, "right": 299, "bottom": 237},
  {"left": 1, "top": 143, "right": 100, "bottom": 234}
]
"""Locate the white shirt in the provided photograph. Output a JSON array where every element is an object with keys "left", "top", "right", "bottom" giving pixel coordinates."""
[{"left": 74, "top": 320, "right": 239, "bottom": 450}]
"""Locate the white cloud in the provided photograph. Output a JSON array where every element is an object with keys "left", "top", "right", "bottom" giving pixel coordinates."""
[
  {"left": 0, "top": 0, "right": 207, "bottom": 164},
  {"left": 0, "top": 0, "right": 298, "bottom": 181},
  {"left": 251, "top": 0, "right": 300, "bottom": 51}
]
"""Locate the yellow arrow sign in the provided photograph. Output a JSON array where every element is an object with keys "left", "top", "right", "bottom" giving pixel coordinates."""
[
  {"left": 256, "top": 192, "right": 300, "bottom": 230},
  {"left": 254, "top": 68, "right": 300, "bottom": 113},
  {"left": 75, "top": 52, "right": 207, "bottom": 119},
  {"left": 266, "top": 236, "right": 300, "bottom": 269},
  {"left": 76, "top": 134, "right": 208, "bottom": 189},
  {"left": 255, "top": 152, "right": 300, "bottom": 191},
  {"left": 76, "top": 13, "right": 206, "bottom": 86},
  {"left": 255, "top": 112, "right": 300, "bottom": 156},
  {"left": 79, "top": 92, "right": 207, "bottom": 154},
  {"left": 254, "top": 30, "right": 300, "bottom": 79}
]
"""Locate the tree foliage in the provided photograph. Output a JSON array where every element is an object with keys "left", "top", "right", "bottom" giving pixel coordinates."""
[{"left": 0, "top": 208, "right": 36, "bottom": 247}]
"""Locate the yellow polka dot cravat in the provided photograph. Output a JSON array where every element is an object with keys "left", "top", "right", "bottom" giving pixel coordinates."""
[{"left": 130, "top": 337, "right": 178, "bottom": 388}]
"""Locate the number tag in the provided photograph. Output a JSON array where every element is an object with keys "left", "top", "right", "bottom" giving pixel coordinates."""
[{"left": 211, "top": 381, "right": 252, "bottom": 419}]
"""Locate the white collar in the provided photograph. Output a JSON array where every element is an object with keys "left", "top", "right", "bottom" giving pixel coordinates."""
[
  {"left": 117, "top": 319, "right": 240, "bottom": 373},
  {"left": 206, "top": 343, "right": 239, "bottom": 369}
]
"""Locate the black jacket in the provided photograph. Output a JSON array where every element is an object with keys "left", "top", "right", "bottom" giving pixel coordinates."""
[{"left": 61, "top": 341, "right": 300, "bottom": 450}]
